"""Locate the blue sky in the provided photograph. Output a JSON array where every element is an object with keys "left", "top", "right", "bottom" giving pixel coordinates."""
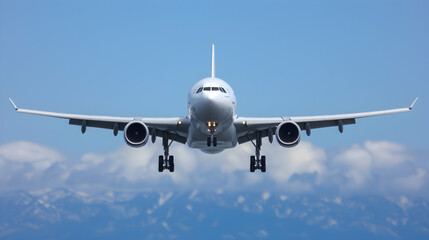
[{"left": 0, "top": 1, "right": 428, "bottom": 190}]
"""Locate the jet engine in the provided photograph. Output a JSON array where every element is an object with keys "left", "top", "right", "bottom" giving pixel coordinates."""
[
  {"left": 124, "top": 121, "right": 149, "bottom": 147},
  {"left": 276, "top": 121, "right": 301, "bottom": 147}
]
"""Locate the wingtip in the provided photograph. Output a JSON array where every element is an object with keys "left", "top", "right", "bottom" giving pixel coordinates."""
[
  {"left": 9, "top": 98, "right": 18, "bottom": 110},
  {"left": 409, "top": 97, "right": 419, "bottom": 110}
]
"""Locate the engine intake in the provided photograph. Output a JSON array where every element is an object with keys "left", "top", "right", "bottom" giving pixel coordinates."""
[
  {"left": 124, "top": 121, "right": 149, "bottom": 147},
  {"left": 276, "top": 121, "right": 301, "bottom": 147}
]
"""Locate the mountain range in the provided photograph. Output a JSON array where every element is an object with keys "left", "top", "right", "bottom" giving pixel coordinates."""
[{"left": 1, "top": 189, "right": 428, "bottom": 239}]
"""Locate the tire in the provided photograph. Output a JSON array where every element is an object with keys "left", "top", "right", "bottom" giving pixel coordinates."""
[
  {"left": 261, "top": 155, "right": 266, "bottom": 173},
  {"left": 207, "top": 137, "right": 211, "bottom": 147},
  {"left": 250, "top": 156, "right": 256, "bottom": 172},
  {"left": 213, "top": 137, "right": 217, "bottom": 147},
  {"left": 169, "top": 156, "right": 174, "bottom": 172},
  {"left": 158, "top": 155, "right": 164, "bottom": 172}
]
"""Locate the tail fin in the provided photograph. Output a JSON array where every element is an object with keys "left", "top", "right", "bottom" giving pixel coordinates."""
[{"left": 211, "top": 44, "right": 215, "bottom": 78}]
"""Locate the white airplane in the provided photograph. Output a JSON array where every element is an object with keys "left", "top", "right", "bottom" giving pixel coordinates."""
[{"left": 9, "top": 45, "right": 418, "bottom": 173}]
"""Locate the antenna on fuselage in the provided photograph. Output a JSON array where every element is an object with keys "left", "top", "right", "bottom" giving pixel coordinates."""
[{"left": 211, "top": 44, "right": 215, "bottom": 78}]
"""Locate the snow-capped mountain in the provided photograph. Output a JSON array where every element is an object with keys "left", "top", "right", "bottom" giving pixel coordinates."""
[{"left": 1, "top": 189, "right": 428, "bottom": 239}]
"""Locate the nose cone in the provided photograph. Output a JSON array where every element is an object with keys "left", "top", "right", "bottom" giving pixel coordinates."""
[{"left": 192, "top": 93, "right": 233, "bottom": 124}]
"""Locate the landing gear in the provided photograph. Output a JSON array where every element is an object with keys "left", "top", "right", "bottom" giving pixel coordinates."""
[
  {"left": 250, "top": 156, "right": 256, "bottom": 172},
  {"left": 158, "top": 132, "right": 174, "bottom": 172},
  {"left": 168, "top": 156, "right": 175, "bottom": 172},
  {"left": 261, "top": 155, "right": 266, "bottom": 173},
  {"left": 249, "top": 131, "right": 267, "bottom": 172},
  {"left": 250, "top": 155, "right": 266, "bottom": 172},
  {"left": 207, "top": 135, "right": 217, "bottom": 147}
]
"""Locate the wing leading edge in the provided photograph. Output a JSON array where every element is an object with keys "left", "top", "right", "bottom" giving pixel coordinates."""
[
  {"left": 234, "top": 98, "right": 418, "bottom": 144},
  {"left": 9, "top": 98, "right": 190, "bottom": 144}
]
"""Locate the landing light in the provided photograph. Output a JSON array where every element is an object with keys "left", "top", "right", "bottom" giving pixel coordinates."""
[
  {"left": 207, "top": 121, "right": 216, "bottom": 132},
  {"left": 178, "top": 121, "right": 182, "bottom": 125},
  {"left": 207, "top": 121, "right": 216, "bottom": 127}
]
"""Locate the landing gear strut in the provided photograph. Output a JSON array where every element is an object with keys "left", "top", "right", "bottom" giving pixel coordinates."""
[
  {"left": 159, "top": 132, "right": 174, "bottom": 172},
  {"left": 207, "top": 135, "right": 217, "bottom": 147},
  {"left": 250, "top": 131, "right": 266, "bottom": 172}
]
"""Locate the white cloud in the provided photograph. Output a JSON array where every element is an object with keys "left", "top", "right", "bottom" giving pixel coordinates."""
[
  {"left": 393, "top": 168, "right": 427, "bottom": 192},
  {"left": 332, "top": 141, "right": 415, "bottom": 192},
  {"left": 334, "top": 144, "right": 373, "bottom": 188},
  {"left": 0, "top": 140, "right": 427, "bottom": 199},
  {"left": 0, "top": 141, "right": 64, "bottom": 184},
  {"left": 268, "top": 141, "right": 327, "bottom": 184},
  {"left": 364, "top": 141, "right": 408, "bottom": 168},
  {"left": 0, "top": 141, "right": 64, "bottom": 171}
]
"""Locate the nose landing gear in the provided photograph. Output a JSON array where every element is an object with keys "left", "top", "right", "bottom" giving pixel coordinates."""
[
  {"left": 207, "top": 135, "right": 217, "bottom": 147},
  {"left": 250, "top": 131, "right": 266, "bottom": 172},
  {"left": 158, "top": 132, "right": 174, "bottom": 172}
]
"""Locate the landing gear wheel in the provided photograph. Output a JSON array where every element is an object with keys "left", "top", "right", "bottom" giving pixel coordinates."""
[
  {"left": 249, "top": 131, "right": 267, "bottom": 173},
  {"left": 158, "top": 132, "right": 176, "bottom": 173},
  {"left": 213, "top": 137, "right": 217, "bottom": 147},
  {"left": 261, "top": 155, "right": 266, "bottom": 173},
  {"left": 250, "top": 156, "right": 256, "bottom": 172},
  {"left": 158, "top": 155, "right": 164, "bottom": 172},
  {"left": 207, "top": 137, "right": 211, "bottom": 147},
  {"left": 168, "top": 156, "right": 175, "bottom": 172}
]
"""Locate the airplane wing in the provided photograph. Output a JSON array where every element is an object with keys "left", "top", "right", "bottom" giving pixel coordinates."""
[
  {"left": 9, "top": 98, "right": 190, "bottom": 144},
  {"left": 234, "top": 98, "right": 418, "bottom": 144}
]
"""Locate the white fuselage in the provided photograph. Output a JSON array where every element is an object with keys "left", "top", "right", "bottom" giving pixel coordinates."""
[{"left": 187, "top": 77, "right": 237, "bottom": 153}]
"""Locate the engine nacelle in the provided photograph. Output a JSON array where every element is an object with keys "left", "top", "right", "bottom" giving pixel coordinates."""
[
  {"left": 276, "top": 121, "right": 301, "bottom": 148},
  {"left": 124, "top": 121, "right": 149, "bottom": 147}
]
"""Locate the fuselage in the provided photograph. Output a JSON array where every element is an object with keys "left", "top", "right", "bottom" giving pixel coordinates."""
[{"left": 187, "top": 77, "right": 237, "bottom": 153}]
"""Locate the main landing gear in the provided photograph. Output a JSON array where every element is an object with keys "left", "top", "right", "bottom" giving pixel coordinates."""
[
  {"left": 250, "top": 131, "right": 266, "bottom": 173},
  {"left": 158, "top": 132, "right": 174, "bottom": 172}
]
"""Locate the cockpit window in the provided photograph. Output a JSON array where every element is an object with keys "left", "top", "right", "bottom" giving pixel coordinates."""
[
  {"left": 203, "top": 87, "right": 211, "bottom": 91},
  {"left": 212, "top": 87, "right": 219, "bottom": 91},
  {"left": 196, "top": 87, "right": 203, "bottom": 93},
  {"left": 220, "top": 87, "right": 227, "bottom": 93}
]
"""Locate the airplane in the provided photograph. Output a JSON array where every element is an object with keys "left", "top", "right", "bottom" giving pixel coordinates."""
[{"left": 9, "top": 44, "right": 418, "bottom": 173}]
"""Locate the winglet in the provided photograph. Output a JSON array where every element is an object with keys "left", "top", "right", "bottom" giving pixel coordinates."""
[
  {"left": 9, "top": 98, "right": 18, "bottom": 110},
  {"left": 409, "top": 97, "right": 419, "bottom": 110},
  {"left": 211, "top": 44, "right": 215, "bottom": 78}
]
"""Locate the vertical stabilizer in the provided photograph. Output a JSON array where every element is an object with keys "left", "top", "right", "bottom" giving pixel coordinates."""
[{"left": 211, "top": 44, "right": 215, "bottom": 78}]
